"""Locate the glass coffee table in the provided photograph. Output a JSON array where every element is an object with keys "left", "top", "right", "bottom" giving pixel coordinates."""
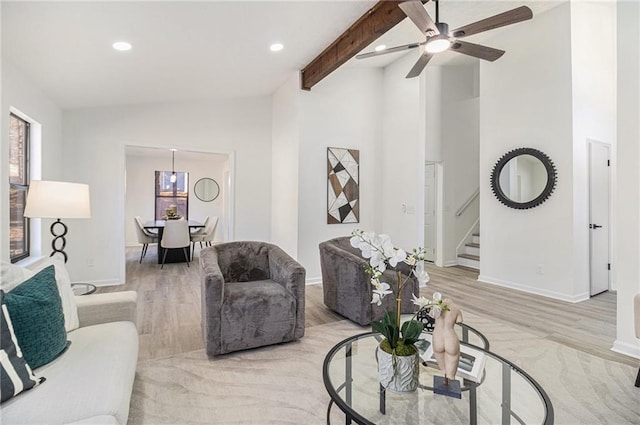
[{"left": 323, "top": 331, "right": 553, "bottom": 425}]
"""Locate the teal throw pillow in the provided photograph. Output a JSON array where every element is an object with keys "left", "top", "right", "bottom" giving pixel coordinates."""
[
  {"left": 4, "top": 265, "right": 69, "bottom": 369},
  {"left": 1, "top": 290, "right": 46, "bottom": 403}
]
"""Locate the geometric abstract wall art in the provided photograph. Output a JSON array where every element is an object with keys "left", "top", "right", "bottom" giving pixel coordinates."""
[{"left": 327, "top": 147, "right": 359, "bottom": 224}]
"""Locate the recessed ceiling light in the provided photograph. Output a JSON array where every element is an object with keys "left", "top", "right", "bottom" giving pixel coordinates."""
[
  {"left": 270, "top": 43, "right": 284, "bottom": 52},
  {"left": 112, "top": 41, "right": 132, "bottom": 51},
  {"left": 375, "top": 45, "right": 387, "bottom": 52}
]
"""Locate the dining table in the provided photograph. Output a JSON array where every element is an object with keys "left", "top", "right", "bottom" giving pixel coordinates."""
[{"left": 143, "top": 219, "right": 204, "bottom": 264}]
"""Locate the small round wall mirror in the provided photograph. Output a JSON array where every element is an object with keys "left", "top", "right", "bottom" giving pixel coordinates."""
[
  {"left": 490, "top": 148, "right": 557, "bottom": 209},
  {"left": 194, "top": 178, "right": 220, "bottom": 202}
]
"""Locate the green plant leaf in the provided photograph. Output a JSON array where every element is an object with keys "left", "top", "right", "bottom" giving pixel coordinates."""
[
  {"left": 372, "top": 321, "right": 388, "bottom": 338},
  {"left": 401, "top": 320, "right": 424, "bottom": 345},
  {"left": 381, "top": 311, "right": 396, "bottom": 327},
  {"left": 389, "top": 326, "right": 399, "bottom": 348}
]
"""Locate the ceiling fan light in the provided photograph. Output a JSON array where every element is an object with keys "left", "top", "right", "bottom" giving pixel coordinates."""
[{"left": 425, "top": 35, "right": 451, "bottom": 54}]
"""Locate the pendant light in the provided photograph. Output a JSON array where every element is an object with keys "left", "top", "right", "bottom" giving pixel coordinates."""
[{"left": 170, "top": 149, "right": 177, "bottom": 183}]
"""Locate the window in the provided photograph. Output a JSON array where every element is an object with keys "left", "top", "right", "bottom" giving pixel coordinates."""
[
  {"left": 155, "top": 171, "right": 189, "bottom": 220},
  {"left": 9, "top": 113, "right": 30, "bottom": 263}
]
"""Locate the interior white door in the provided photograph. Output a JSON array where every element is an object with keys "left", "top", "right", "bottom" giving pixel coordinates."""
[
  {"left": 589, "top": 142, "right": 610, "bottom": 296},
  {"left": 424, "top": 163, "right": 437, "bottom": 262}
]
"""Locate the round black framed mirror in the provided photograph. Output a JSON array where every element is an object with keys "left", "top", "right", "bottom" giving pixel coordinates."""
[
  {"left": 194, "top": 178, "right": 220, "bottom": 202},
  {"left": 490, "top": 148, "right": 557, "bottom": 210}
]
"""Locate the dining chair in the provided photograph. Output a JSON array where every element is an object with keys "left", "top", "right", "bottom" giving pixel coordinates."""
[
  {"left": 160, "top": 219, "right": 191, "bottom": 269},
  {"left": 190, "top": 216, "right": 210, "bottom": 236},
  {"left": 134, "top": 216, "right": 158, "bottom": 263},
  {"left": 191, "top": 217, "right": 219, "bottom": 256}
]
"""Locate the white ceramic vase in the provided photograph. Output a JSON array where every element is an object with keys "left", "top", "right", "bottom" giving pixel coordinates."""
[{"left": 376, "top": 345, "right": 419, "bottom": 392}]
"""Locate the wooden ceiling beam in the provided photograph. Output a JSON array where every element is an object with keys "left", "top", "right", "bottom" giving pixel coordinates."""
[{"left": 301, "top": 0, "right": 413, "bottom": 91}]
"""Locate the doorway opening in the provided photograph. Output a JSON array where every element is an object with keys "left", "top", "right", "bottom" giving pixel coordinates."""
[{"left": 124, "top": 145, "right": 234, "bottom": 268}]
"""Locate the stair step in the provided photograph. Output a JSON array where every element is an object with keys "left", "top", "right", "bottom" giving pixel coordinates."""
[
  {"left": 458, "top": 253, "right": 480, "bottom": 261},
  {"left": 464, "top": 244, "right": 480, "bottom": 256},
  {"left": 457, "top": 253, "right": 479, "bottom": 270},
  {"left": 472, "top": 233, "right": 480, "bottom": 237}
]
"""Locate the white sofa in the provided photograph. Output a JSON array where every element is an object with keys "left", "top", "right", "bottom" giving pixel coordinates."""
[{"left": 1, "top": 291, "right": 139, "bottom": 424}]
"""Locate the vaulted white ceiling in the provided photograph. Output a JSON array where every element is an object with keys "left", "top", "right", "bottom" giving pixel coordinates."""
[
  {"left": 2, "top": 1, "right": 561, "bottom": 110},
  {"left": 2, "top": 1, "right": 376, "bottom": 109}
]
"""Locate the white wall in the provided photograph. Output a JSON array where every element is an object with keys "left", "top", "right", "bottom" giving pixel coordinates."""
[
  {"left": 125, "top": 152, "right": 228, "bottom": 247},
  {"left": 295, "top": 68, "right": 383, "bottom": 282},
  {"left": 1, "top": 62, "right": 63, "bottom": 263},
  {"left": 271, "top": 73, "right": 300, "bottom": 258},
  {"left": 479, "top": 3, "right": 578, "bottom": 300},
  {"left": 62, "top": 97, "right": 272, "bottom": 285},
  {"left": 614, "top": 0, "right": 640, "bottom": 359},
  {"left": 424, "top": 66, "right": 442, "bottom": 163},
  {"left": 569, "top": 0, "right": 617, "bottom": 297},
  {"left": 379, "top": 50, "right": 423, "bottom": 251},
  {"left": 478, "top": 1, "right": 617, "bottom": 303}
]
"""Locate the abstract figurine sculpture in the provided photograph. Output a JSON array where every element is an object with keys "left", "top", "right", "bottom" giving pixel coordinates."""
[{"left": 432, "top": 298, "right": 463, "bottom": 398}]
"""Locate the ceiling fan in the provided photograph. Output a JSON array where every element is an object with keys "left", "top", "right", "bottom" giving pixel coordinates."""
[{"left": 356, "top": 0, "right": 533, "bottom": 78}]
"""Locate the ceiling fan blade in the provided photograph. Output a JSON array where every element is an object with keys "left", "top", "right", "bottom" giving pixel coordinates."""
[
  {"left": 356, "top": 42, "right": 424, "bottom": 60},
  {"left": 450, "top": 40, "right": 505, "bottom": 62},
  {"left": 399, "top": 0, "right": 438, "bottom": 36},
  {"left": 450, "top": 6, "right": 533, "bottom": 38},
  {"left": 406, "top": 52, "right": 434, "bottom": 78}
]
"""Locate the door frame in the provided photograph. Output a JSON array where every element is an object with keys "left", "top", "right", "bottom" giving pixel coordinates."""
[{"left": 424, "top": 161, "right": 438, "bottom": 263}]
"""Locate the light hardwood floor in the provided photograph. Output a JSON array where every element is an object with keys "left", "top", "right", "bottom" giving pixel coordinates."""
[{"left": 99, "top": 246, "right": 635, "bottom": 366}]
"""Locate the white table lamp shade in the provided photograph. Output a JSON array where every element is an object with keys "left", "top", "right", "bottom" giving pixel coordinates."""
[{"left": 24, "top": 180, "right": 91, "bottom": 219}]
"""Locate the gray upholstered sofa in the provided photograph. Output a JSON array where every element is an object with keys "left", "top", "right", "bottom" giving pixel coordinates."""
[
  {"left": 200, "top": 241, "right": 305, "bottom": 356},
  {"left": 319, "top": 236, "right": 419, "bottom": 326},
  {"left": 1, "top": 291, "right": 138, "bottom": 424}
]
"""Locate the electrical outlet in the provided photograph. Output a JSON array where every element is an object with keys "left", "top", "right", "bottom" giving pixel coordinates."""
[
  {"left": 87, "top": 258, "right": 95, "bottom": 267},
  {"left": 536, "top": 264, "right": 544, "bottom": 275}
]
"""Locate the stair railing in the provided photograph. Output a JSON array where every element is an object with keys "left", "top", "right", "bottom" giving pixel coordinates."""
[{"left": 455, "top": 188, "right": 480, "bottom": 217}]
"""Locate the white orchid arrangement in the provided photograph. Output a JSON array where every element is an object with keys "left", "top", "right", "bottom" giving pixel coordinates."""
[{"left": 350, "top": 229, "right": 449, "bottom": 356}]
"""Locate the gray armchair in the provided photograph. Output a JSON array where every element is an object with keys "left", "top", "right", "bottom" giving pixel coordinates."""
[
  {"left": 200, "top": 241, "right": 305, "bottom": 356},
  {"left": 319, "top": 236, "right": 419, "bottom": 326}
]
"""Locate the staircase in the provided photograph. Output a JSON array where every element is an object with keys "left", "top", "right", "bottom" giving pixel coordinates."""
[{"left": 457, "top": 233, "right": 480, "bottom": 270}]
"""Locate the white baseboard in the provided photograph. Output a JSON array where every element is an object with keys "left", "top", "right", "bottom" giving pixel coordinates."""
[
  {"left": 611, "top": 340, "right": 640, "bottom": 360},
  {"left": 306, "top": 276, "right": 322, "bottom": 285},
  {"left": 82, "top": 279, "right": 124, "bottom": 287},
  {"left": 478, "top": 274, "right": 590, "bottom": 303},
  {"left": 443, "top": 260, "right": 459, "bottom": 267}
]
